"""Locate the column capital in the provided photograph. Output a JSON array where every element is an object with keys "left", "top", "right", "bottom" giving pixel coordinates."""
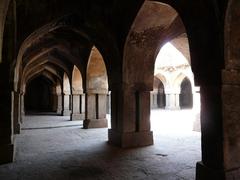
[
  {"left": 72, "top": 90, "right": 83, "bottom": 95},
  {"left": 87, "top": 89, "right": 108, "bottom": 95}
]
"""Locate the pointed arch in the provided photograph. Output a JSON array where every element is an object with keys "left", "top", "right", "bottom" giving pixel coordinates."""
[
  {"left": 72, "top": 65, "right": 83, "bottom": 94},
  {"left": 63, "top": 72, "right": 71, "bottom": 94},
  {"left": 87, "top": 46, "right": 108, "bottom": 93}
]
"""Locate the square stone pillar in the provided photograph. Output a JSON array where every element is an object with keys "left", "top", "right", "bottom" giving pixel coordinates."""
[
  {"left": 57, "top": 94, "right": 62, "bottom": 114},
  {"left": 83, "top": 92, "right": 108, "bottom": 128},
  {"left": 13, "top": 91, "right": 21, "bottom": 134},
  {"left": 175, "top": 93, "right": 180, "bottom": 109},
  {"left": 20, "top": 93, "right": 25, "bottom": 122},
  {"left": 71, "top": 93, "right": 85, "bottom": 120},
  {"left": 108, "top": 89, "right": 153, "bottom": 148},
  {"left": 52, "top": 92, "right": 58, "bottom": 112},
  {"left": 221, "top": 70, "right": 240, "bottom": 179},
  {"left": 62, "top": 93, "right": 71, "bottom": 116},
  {"left": 195, "top": 84, "right": 225, "bottom": 180},
  {"left": 165, "top": 93, "right": 180, "bottom": 110},
  {"left": 0, "top": 63, "right": 14, "bottom": 164},
  {"left": 150, "top": 91, "right": 158, "bottom": 109},
  {"left": 165, "top": 94, "right": 175, "bottom": 109}
]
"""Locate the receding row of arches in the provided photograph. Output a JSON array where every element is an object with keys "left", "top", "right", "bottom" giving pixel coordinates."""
[
  {"left": 0, "top": 0, "right": 238, "bottom": 179},
  {"left": 151, "top": 76, "right": 193, "bottom": 109},
  {"left": 21, "top": 47, "right": 109, "bottom": 129}
]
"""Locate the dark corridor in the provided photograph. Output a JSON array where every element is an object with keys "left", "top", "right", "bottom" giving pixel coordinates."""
[{"left": 25, "top": 76, "right": 55, "bottom": 113}]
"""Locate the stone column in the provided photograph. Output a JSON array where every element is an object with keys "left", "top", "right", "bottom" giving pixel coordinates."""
[
  {"left": 106, "top": 93, "right": 111, "bottom": 114},
  {"left": 221, "top": 70, "right": 240, "bottom": 179},
  {"left": 71, "top": 92, "right": 85, "bottom": 120},
  {"left": 62, "top": 93, "right": 71, "bottom": 116},
  {"left": 108, "top": 87, "right": 153, "bottom": 148},
  {"left": 13, "top": 91, "right": 21, "bottom": 134},
  {"left": 20, "top": 92, "right": 25, "bottom": 122},
  {"left": 193, "top": 87, "right": 201, "bottom": 132},
  {"left": 51, "top": 90, "right": 58, "bottom": 112},
  {"left": 165, "top": 94, "right": 170, "bottom": 108},
  {"left": 0, "top": 63, "right": 14, "bottom": 164},
  {"left": 83, "top": 90, "right": 108, "bottom": 128},
  {"left": 165, "top": 89, "right": 180, "bottom": 110},
  {"left": 57, "top": 93, "right": 62, "bottom": 114},
  {"left": 196, "top": 84, "right": 224, "bottom": 180},
  {"left": 165, "top": 93, "right": 176, "bottom": 109},
  {"left": 175, "top": 93, "right": 180, "bottom": 109},
  {"left": 151, "top": 91, "right": 158, "bottom": 109}
]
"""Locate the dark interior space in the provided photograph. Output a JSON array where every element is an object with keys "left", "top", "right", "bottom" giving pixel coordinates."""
[
  {"left": 25, "top": 76, "right": 54, "bottom": 113},
  {"left": 180, "top": 77, "right": 193, "bottom": 109},
  {"left": 157, "top": 80, "right": 166, "bottom": 108}
]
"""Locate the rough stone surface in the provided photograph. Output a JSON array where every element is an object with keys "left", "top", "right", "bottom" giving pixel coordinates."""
[{"left": 0, "top": 110, "right": 201, "bottom": 180}]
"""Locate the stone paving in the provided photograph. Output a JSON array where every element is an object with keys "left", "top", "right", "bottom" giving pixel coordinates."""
[{"left": 0, "top": 109, "right": 201, "bottom": 180}]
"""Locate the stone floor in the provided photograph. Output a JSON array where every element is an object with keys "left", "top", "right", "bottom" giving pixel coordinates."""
[{"left": 0, "top": 109, "right": 201, "bottom": 180}]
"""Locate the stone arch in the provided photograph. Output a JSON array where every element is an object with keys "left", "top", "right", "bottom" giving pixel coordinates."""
[
  {"left": 154, "top": 73, "right": 167, "bottom": 90},
  {"left": 56, "top": 79, "right": 62, "bottom": 96},
  {"left": 72, "top": 65, "right": 83, "bottom": 94},
  {"left": 123, "top": 1, "right": 186, "bottom": 91},
  {"left": 169, "top": 34, "right": 191, "bottom": 65},
  {"left": 71, "top": 65, "right": 85, "bottom": 120},
  {"left": 84, "top": 46, "right": 108, "bottom": 128},
  {"left": 21, "top": 65, "right": 62, "bottom": 93},
  {"left": 63, "top": 72, "right": 71, "bottom": 94},
  {"left": 62, "top": 72, "right": 71, "bottom": 116},
  {"left": 87, "top": 46, "right": 108, "bottom": 93},
  {"left": 14, "top": 14, "right": 121, "bottom": 93},
  {"left": 172, "top": 72, "right": 193, "bottom": 91}
]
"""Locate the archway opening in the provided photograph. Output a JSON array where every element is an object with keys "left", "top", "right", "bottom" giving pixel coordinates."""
[
  {"left": 85, "top": 46, "right": 109, "bottom": 129},
  {"left": 151, "top": 41, "right": 200, "bottom": 133},
  {"left": 123, "top": 1, "right": 202, "bottom": 178},
  {"left": 180, "top": 77, "right": 193, "bottom": 109},
  {"left": 25, "top": 76, "right": 55, "bottom": 114}
]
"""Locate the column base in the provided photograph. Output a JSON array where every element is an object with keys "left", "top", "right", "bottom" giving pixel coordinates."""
[
  {"left": 14, "top": 123, "right": 21, "bottom": 134},
  {"left": 165, "top": 106, "right": 180, "bottom": 110},
  {"left": 83, "top": 118, "right": 108, "bottom": 129},
  {"left": 108, "top": 129, "right": 153, "bottom": 148},
  {"left": 62, "top": 110, "right": 71, "bottom": 116},
  {"left": 196, "top": 162, "right": 225, "bottom": 180},
  {"left": 71, "top": 113, "right": 85, "bottom": 120},
  {"left": 57, "top": 109, "right": 62, "bottom": 114},
  {"left": 225, "top": 167, "right": 240, "bottom": 180},
  {"left": 0, "top": 144, "right": 14, "bottom": 165}
]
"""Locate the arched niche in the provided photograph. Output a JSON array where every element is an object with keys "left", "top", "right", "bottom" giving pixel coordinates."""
[
  {"left": 72, "top": 65, "right": 83, "bottom": 94},
  {"left": 87, "top": 47, "right": 108, "bottom": 94},
  {"left": 180, "top": 77, "right": 193, "bottom": 109},
  {"left": 25, "top": 75, "right": 55, "bottom": 113}
]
